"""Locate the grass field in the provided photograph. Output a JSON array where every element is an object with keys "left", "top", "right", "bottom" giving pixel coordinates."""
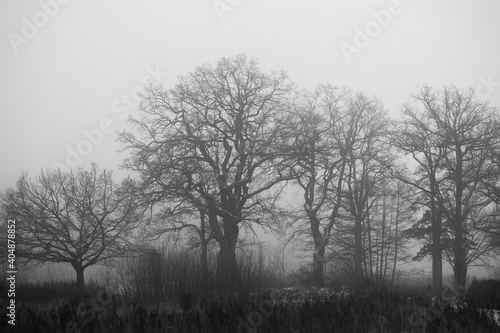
[{"left": 2, "top": 285, "right": 500, "bottom": 333}]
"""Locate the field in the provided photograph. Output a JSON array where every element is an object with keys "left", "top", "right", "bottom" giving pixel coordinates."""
[{"left": 2, "top": 284, "right": 500, "bottom": 333}]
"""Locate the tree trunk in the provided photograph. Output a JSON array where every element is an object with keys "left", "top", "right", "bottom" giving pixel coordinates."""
[
  {"left": 379, "top": 194, "right": 386, "bottom": 285},
  {"left": 367, "top": 210, "right": 374, "bottom": 281},
  {"left": 201, "top": 241, "right": 209, "bottom": 292},
  {"left": 74, "top": 262, "right": 85, "bottom": 299},
  {"left": 363, "top": 217, "right": 369, "bottom": 279},
  {"left": 431, "top": 203, "right": 442, "bottom": 298},
  {"left": 391, "top": 193, "right": 400, "bottom": 285},
  {"left": 204, "top": 196, "right": 240, "bottom": 294},
  {"left": 149, "top": 250, "right": 162, "bottom": 300},
  {"left": 354, "top": 216, "right": 363, "bottom": 280},
  {"left": 454, "top": 145, "right": 467, "bottom": 296},
  {"left": 454, "top": 226, "right": 467, "bottom": 296},
  {"left": 216, "top": 212, "right": 240, "bottom": 293},
  {"left": 311, "top": 242, "right": 325, "bottom": 287},
  {"left": 375, "top": 233, "right": 380, "bottom": 285},
  {"left": 216, "top": 242, "right": 240, "bottom": 293},
  {"left": 199, "top": 209, "right": 209, "bottom": 293},
  {"left": 309, "top": 212, "right": 325, "bottom": 287}
]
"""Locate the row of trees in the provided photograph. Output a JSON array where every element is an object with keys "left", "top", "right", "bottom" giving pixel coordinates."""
[
  {"left": 2, "top": 55, "right": 500, "bottom": 297},
  {"left": 120, "top": 55, "right": 500, "bottom": 296}
]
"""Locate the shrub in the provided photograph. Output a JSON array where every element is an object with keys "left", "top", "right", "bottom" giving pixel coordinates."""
[
  {"left": 15, "top": 281, "right": 77, "bottom": 302},
  {"left": 467, "top": 279, "right": 500, "bottom": 309}
]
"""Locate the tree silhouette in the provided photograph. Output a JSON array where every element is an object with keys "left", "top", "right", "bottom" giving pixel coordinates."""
[
  {"left": 394, "top": 86, "right": 500, "bottom": 295},
  {"left": 120, "top": 55, "right": 293, "bottom": 292},
  {"left": 1, "top": 163, "right": 143, "bottom": 297}
]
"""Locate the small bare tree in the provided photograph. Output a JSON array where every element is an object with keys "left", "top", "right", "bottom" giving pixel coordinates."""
[{"left": 1, "top": 163, "right": 143, "bottom": 297}]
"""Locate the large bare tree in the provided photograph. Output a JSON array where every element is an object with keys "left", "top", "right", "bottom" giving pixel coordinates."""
[
  {"left": 390, "top": 98, "right": 448, "bottom": 297},
  {"left": 393, "top": 86, "right": 500, "bottom": 296},
  {"left": 120, "top": 55, "right": 293, "bottom": 292}
]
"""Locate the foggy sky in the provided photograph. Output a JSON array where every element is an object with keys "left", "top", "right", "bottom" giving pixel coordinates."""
[{"left": 1, "top": 0, "right": 500, "bottom": 195}]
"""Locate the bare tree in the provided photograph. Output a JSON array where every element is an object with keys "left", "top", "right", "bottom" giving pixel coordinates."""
[
  {"left": 390, "top": 98, "right": 448, "bottom": 297},
  {"left": 394, "top": 86, "right": 500, "bottom": 296},
  {"left": 373, "top": 181, "right": 414, "bottom": 286},
  {"left": 478, "top": 146, "right": 500, "bottom": 250},
  {"left": 0, "top": 163, "right": 143, "bottom": 297},
  {"left": 119, "top": 166, "right": 215, "bottom": 292},
  {"left": 120, "top": 55, "right": 293, "bottom": 293},
  {"left": 286, "top": 86, "right": 388, "bottom": 287},
  {"left": 330, "top": 178, "right": 413, "bottom": 287},
  {"left": 284, "top": 85, "right": 348, "bottom": 287},
  {"left": 342, "top": 95, "right": 389, "bottom": 283}
]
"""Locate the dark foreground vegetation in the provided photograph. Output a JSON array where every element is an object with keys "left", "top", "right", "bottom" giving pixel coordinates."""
[
  {"left": 2, "top": 248, "right": 500, "bottom": 332},
  {"left": 1, "top": 281, "right": 500, "bottom": 333},
  {"left": 466, "top": 279, "right": 500, "bottom": 310}
]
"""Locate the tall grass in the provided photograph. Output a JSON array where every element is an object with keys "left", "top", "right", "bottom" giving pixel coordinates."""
[{"left": 100, "top": 244, "right": 281, "bottom": 303}]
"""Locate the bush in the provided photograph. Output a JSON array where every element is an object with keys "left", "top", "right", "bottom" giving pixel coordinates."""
[{"left": 467, "top": 279, "right": 500, "bottom": 309}]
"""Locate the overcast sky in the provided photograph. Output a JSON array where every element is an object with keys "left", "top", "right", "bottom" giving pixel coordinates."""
[{"left": 1, "top": 0, "right": 500, "bottom": 193}]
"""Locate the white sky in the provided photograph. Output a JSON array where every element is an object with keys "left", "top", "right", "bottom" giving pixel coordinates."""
[
  {"left": 1, "top": 1, "right": 500, "bottom": 280},
  {"left": 1, "top": 0, "right": 500, "bottom": 191}
]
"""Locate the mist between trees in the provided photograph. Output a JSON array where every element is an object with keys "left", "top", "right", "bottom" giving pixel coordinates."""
[{"left": 1, "top": 54, "right": 500, "bottom": 300}]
